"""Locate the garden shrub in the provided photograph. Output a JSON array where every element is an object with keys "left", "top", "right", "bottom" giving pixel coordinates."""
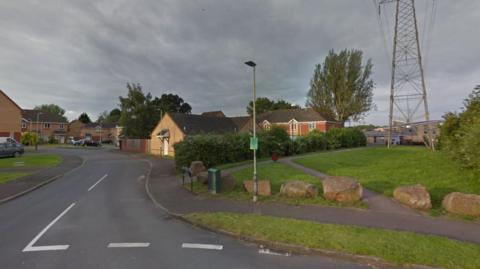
[
  {"left": 20, "top": 132, "right": 38, "bottom": 146},
  {"left": 174, "top": 126, "right": 366, "bottom": 169}
]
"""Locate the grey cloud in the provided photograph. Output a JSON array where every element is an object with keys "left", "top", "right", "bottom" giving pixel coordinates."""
[{"left": 0, "top": 0, "right": 479, "bottom": 124}]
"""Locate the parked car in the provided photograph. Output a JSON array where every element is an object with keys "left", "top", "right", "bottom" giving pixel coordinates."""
[
  {"left": 0, "top": 137, "right": 24, "bottom": 158},
  {"left": 84, "top": 140, "right": 100, "bottom": 147},
  {"left": 71, "top": 139, "right": 85, "bottom": 146}
]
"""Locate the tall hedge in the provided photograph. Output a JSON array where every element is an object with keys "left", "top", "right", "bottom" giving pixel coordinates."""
[{"left": 174, "top": 126, "right": 366, "bottom": 169}]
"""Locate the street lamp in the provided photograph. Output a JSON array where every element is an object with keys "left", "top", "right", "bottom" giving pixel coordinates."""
[
  {"left": 35, "top": 112, "right": 42, "bottom": 151},
  {"left": 245, "top": 60, "right": 258, "bottom": 202}
]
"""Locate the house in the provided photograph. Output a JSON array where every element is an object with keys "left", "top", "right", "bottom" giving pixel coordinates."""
[
  {"left": 68, "top": 120, "right": 121, "bottom": 144},
  {"left": 255, "top": 108, "right": 342, "bottom": 138},
  {"left": 150, "top": 112, "right": 245, "bottom": 156},
  {"left": 21, "top": 109, "right": 68, "bottom": 143},
  {"left": 0, "top": 90, "right": 22, "bottom": 141},
  {"left": 364, "top": 120, "right": 443, "bottom": 145}
]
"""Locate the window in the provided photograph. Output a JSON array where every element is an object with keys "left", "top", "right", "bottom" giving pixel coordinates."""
[
  {"left": 263, "top": 123, "right": 270, "bottom": 130},
  {"left": 308, "top": 122, "right": 316, "bottom": 130},
  {"left": 44, "top": 123, "right": 50, "bottom": 129},
  {"left": 22, "top": 122, "right": 27, "bottom": 128},
  {"left": 292, "top": 123, "right": 297, "bottom": 131},
  {"left": 60, "top": 123, "right": 64, "bottom": 129}
]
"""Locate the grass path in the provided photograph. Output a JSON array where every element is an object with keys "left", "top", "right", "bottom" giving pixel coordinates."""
[{"left": 187, "top": 212, "right": 480, "bottom": 269}]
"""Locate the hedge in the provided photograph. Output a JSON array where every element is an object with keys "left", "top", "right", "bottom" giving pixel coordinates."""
[{"left": 174, "top": 126, "right": 366, "bottom": 169}]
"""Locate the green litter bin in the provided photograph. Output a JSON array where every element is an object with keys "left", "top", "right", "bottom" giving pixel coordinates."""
[{"left": 208, "top": 168, "right": 221, "bottom": 194}]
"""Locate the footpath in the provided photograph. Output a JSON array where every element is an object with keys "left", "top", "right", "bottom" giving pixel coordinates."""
[
  {"left": 146, "top": 157, "right": 480, "bottom": 244},
  {"left": 0, "top": 153, "right": 83, "bottom": 203}
]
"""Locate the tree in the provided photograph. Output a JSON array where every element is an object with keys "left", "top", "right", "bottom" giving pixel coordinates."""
[
  {"left": 247, "top": 97, "right": 299, "bottom": 116},
  {"left": 96, "top": 108, "right": 121, "bottom": 124},
  {"left": 306, "top": 49, "right": 374, "bottom": 124},
  {"left": 150, "top": 93, "right": 192, "bottom": 117},
  {"left": 78, "top": 112, "right": 92, "bottom": 124},
  {"left": 34, "top": 104, "right": 67, "bottom": 121}
]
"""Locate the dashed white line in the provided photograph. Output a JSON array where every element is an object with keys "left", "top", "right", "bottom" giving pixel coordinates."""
[
  {"left": 23, "top": 203, "right": 75, "bottom": 252},
  {"left": 181, "top": 243, "right": 223, "bottom": 250},
  {"left": 87, "top": 174, "right": 108, "bottom": 192},
  {"left": 107, "top": 242, "right": 150, "bottom": 248}
]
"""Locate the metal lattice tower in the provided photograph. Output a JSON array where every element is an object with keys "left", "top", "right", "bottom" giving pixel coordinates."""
[{"left": 380, "top": 0, "right": 434, "bottom": 149}]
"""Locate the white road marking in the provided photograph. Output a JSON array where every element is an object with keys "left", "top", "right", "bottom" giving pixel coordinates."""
[
  {"left": 258, "top": 248, "right": 291, "bottom": 256},
  {"left": 181, "top": 243, "right": 223, "bottom": 250},
  {"left": 87, "top": 174, "right": 108, "bottom": 192},
  {"left": 23, "top": 203, "right": 75, "bottom": 252},
  {"left": 107, "top": 242, "right": 150, "bottom": 248}
]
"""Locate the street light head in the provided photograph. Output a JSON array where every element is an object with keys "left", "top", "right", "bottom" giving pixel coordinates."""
[{"left": 244, "top": 61, "right": 256, "bottom": 67}]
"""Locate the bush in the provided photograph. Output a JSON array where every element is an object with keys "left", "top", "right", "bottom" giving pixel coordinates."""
[
  {"left": 439, "top": 88, "right": 480, "bottom": 172},
  {"left": 325, "top": 128, "right": 366, "bottom": 149},
  {"left": 20, "top": 132, "right": 38, "bottom": 146}
]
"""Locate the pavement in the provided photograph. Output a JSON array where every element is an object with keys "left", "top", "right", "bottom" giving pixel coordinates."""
[
  {"left": 0, "top": 148, "right": 370, "bottom": 269},
  {"left": 146, "top": 156, "right": 480, "bottom": 244},
  {"left": 0, "top": 151, "right": 83, "bottom": 203}
]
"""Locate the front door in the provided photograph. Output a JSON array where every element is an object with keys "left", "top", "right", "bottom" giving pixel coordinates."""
[{"left": 163, "top": 139, "right": 169, "bottom": 156}]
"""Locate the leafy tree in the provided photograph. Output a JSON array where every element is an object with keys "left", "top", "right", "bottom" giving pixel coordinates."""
[
  {"left": 247, "top": 97, "right": 299, "bottom": 116},
  {"left": 34, "top": 104, "right": 67, "bottom": 121},
  {"left": 78, "top": 112, "right": 92, "bottom": 124},
  {"left": 151, "top": 93, "right": 192, "bottom": 117},
  {"left": 306, "top": 49, "right": 374, "bottom": 124},
  {"left": 96, "top": 108, "right": 121, "bottom": 124}
]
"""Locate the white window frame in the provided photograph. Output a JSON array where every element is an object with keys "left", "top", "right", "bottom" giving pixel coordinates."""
[
  {"left": 308, "top": 122, "right": 316, "bottom": 130},
  {"left": 44, "top": 123, "right": 50, "bottom": 129},
  {"left": 22, "top": 122, "right": 27, "bottom": 128},
  {"left": 60, "top": 123, "right": 64, "bottom": 129}
]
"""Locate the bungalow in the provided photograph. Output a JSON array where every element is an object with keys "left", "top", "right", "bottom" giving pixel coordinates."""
[
  {"left": 150, "top": 112, "right": 246, "bottom": 156},
  {"left": 256, "top": 108, "right": 342, "bottom": 138},
  {"left": 0, "top": 90, "right": 22, "bottom": 141},
  {"left": 22, "top": 109, "right": 68, "bottom": 143}
]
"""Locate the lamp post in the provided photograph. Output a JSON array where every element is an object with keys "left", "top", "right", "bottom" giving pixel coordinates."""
[
  {"left": 245, "top": 60, "right": 258, "bottom": 202},
  {"left": 35, "top": 112, "right": 42, "bottom": 151}
]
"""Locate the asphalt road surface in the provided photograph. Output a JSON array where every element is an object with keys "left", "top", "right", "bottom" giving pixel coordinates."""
[{"left": 0, "top": 148, "right": 370, "bottom": 269}]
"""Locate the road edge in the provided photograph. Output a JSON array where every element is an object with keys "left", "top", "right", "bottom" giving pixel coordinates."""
[
  {"left": 0, "top": 157, "right": 86, "bottom": 204},
  {"left": 142, "top": 157, "right": 438, "bottom": 269}
]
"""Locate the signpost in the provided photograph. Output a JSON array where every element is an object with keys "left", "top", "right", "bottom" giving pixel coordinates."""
[{"left": 249, "top": 137, "right": 258, "bottom": 150}]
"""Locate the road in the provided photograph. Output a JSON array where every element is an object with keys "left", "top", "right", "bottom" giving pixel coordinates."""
[{"left": 0, "top": 148, "right": 369, "bottom": 269}]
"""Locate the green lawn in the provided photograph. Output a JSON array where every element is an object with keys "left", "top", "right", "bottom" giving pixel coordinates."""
[
  {"left": 187, "top": 212, "right": 480, "bottom": 269},
  {"left": 294, "top": 146, "right": 480, "bottom": 210},
  {"left": 0, "top": 172, "right": 31, "bottom": 184},
  {"left": 191, "top": 162, "right": 365, "bottom": 207},
  {"left": 0, "top": 154, "right": 62, "bottom": 168}
]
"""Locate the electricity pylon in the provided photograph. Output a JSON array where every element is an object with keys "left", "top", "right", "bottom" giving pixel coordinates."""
[{"left": 380, "top": 0, "right": 435, "bottom": 149}]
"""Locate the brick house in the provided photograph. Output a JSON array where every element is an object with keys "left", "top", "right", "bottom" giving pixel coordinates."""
[
  {"left": 0, "top": 90, "right": 22, "bottom": 141},
  {"left": 21, "top": 109, "right": 68, "bottom": 143},
  {"left": 255, "top": 108, "right": 342, "bottom": 138},
  {"left": 68, "top": 120, "right": 121, "bottom": 144}
]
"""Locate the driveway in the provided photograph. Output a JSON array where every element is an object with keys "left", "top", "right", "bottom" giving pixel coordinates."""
[{"left": 0, "top": 148, "right": 369, "bottom": 269}]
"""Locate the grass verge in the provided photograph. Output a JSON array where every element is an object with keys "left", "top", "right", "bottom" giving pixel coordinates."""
[
  {"left": 190, "top": 162, "right": 365, "bottom": 208},
  {"left": 294, "top": 146, "right": 480, "bottom": 211},
  {"left": 0, "top": 154, "right": 62, "bottom": 168},
  {"left": 0, "top": 172, "right": 31, "bottom": 184},
  {"left": 186, "top": 212, "right": 480, "bottom": 269}
]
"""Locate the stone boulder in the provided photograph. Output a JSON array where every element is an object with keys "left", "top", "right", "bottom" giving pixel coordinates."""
[
  {"left": 197, "top": 171, "right": 208, "bottom": 184},
  {"left": 243, "top": 180, "right": 272, "bottom": 196},
  {"left": 393, "top": 184, "right": 432, "bottom": 210},
  {"left": 442, "top": 192, "right": 480, "bottom": 217},
  {"left": 190, "top": 161, "right": 206, "bottom": 177},
  {"left": 323, "top": 176, "right": 363, "bottom": 203},
  {"left": 219, "top": 172, "right": 236, "bottom": 192},
  {"left": 279, "top": 180, "right": 318, "bottom": 198}
]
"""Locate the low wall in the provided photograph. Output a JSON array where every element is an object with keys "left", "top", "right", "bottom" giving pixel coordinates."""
[{"left": 120, "top": 139, "right": 151, "bottom": 154}]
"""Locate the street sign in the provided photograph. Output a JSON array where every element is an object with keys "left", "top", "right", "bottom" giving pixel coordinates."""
[{"left": 250, "top": 137, "right": 258, "bottom": 150}]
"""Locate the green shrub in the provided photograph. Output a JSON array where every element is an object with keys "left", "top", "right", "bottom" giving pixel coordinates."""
[
  {"left": 20, "top": 132, "right": 38, "bottom": 146},
  {"left": 439, "top": 88, "right": 480, "bottom": 172}
]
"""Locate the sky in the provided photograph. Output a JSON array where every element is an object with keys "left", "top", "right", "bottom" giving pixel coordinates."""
[{"left": 1, "top": 0, "right": 479, "bottom": 125}]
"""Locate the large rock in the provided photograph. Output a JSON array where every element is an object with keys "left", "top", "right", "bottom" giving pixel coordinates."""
[
  {"left": 190, "top": 161, "right": 206, "bottom": 177},
  {"left": 243, "top": 180, "right": 272, "bottom": 196},
  {"left": 323, "top": 176, "right": 363, "bottom": 203},
  {"left": 279, "top": 180, "right": 318, "bottom": 198},
  {"left": 442, "top": 192, "right": 480, "bottom": 216},
  {"left": 219, "top": 172, "right": 236, "bottom": 192},
  {"left": 197, "top": 171, "right": 208, "bottom": 184},
  {"left": 393, "top": 184, "right": 432, "bottom": 210}
]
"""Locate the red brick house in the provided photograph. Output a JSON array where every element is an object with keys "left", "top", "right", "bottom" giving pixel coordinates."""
[
  {"left": 21, "top": 109, "right": 68, "bottom": 143},
  {"left": 0, "top": 90, "right": 22, "bottom": 141},
  {"left": 255, "top": 108, "right": 342, "bottom": 137}
]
